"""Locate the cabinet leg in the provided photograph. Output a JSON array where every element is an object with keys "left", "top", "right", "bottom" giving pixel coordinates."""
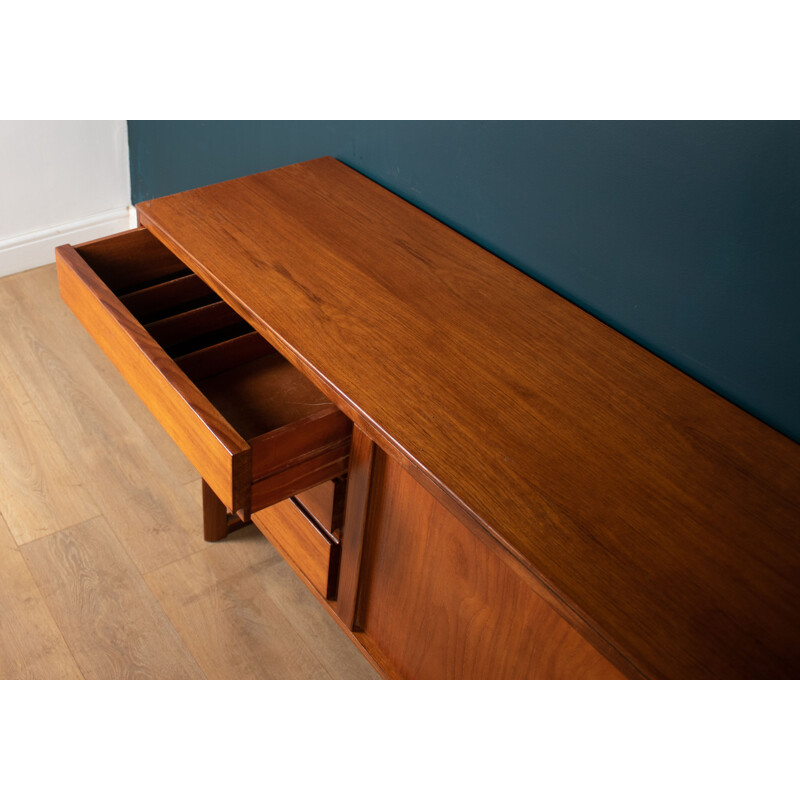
[
  {"left": 202, "top": 480, "right": 248, "bottom": 542},
  {"left": 202, "top": 480, "right": 229, "bottom": 541}
]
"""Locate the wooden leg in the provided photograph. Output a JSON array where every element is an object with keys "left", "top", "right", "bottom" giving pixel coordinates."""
[
  {"left": 202, "top": 480, "right": 249, "bottom": 542},
  {"left": 202, "top": 480, "right": 229, "bottom": 542}
]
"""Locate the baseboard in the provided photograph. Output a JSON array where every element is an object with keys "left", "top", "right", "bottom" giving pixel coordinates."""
[{"left": 0, "top": 207, "right": 136, "bottom": 278}]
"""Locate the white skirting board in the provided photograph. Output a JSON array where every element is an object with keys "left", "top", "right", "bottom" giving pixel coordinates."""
[{"left": 0, "top": 207, "right": 137, "bottom": 278}]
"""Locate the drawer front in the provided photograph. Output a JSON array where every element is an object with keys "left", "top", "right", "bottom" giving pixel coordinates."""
[
  {"left": 253, "top": 498, "right": 340, "bottom": 599},
  {"left": 56, "top": 234, "right": 252, "bottom": 513}
]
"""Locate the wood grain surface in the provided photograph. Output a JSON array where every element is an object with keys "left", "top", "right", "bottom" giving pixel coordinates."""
[
  {"left": 21, "top": 517, "right": 205, "bottom": 679},
  {"left": 0, "top": 345, "right": 98, "bottom": 544},
  {"left": 200, "top": 358, "right": 345, "bottom": 446},
  {"left": 245, "top": 541, "right": 379, "bottom": 680},
  {"left": 0, "top": 514, "right": 83, "bottom": 679},
  {"left": 19, "top": 262, "right": 199, "bottom": 486},
  {"left": 137, "top": 157, "right": 800, "bottom": 678},
  {"left": 0, "top": 268, "right": 208, "bottom": 575},
  {"left": 359, "top": 451, "right": 624, "bottom": 679},
  {"left": 143, "top": 523, "right": 354, "bottom": 679}
]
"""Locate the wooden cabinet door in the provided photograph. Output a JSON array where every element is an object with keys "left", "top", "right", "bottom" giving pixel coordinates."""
[{"left": 356, "top": 451, "right": 625, "bottom": 680}]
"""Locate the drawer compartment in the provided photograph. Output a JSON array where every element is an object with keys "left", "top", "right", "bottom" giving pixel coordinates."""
[
  {"left": 252, "top": 497, "right": 341, "bottom": 600},
  {"left": 56, "top": 227, "right": 352, "bottom": 516},
  {"left": 294, "top": 478, "right": 347, "bottom": 541}
]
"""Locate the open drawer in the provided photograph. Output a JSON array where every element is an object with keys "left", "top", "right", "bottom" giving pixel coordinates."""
[{"left": 56, "top": 227, "right": 352, "bottom": 518}]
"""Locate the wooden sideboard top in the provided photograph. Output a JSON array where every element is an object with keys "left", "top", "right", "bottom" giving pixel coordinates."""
[{"left": 137, "top": 156, "right": 800, "bottom": 679}]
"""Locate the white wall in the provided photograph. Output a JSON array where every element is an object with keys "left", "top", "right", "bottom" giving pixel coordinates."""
[{"left": 0, "top": 121, "right": 133, "bottom": 277}]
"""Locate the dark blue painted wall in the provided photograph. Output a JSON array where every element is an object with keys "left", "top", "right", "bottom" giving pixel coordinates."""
[{"left": 128, "top": 121, "right": 800, "bottom": 443}]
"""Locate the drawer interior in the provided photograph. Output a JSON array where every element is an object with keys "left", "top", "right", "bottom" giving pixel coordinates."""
[
  {"left": 73, "top": 229, "right": 351, "bottom": 510},
  {"left": 194, "top": 352, "right": 333, "bottom": 440}
]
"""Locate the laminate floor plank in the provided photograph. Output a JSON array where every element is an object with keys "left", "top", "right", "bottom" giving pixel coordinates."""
[
  {"left": 144, "top": 526, "right": 339, "bottom": 679},
  {"left": 0, "top": 267, "right": 190, "bottom": 499},
  {"left": 97, "top": 480, "right": 210, "bottom": 576},
  {"left": 250, "top": 557, "right": 380, "bottom": 680},
  {"left": 166, "top": 480, "right": 374, "bottom": 676},
  {"left": 184, "top": 477, "right": 204, "bottom": 512},
  {"left": 9, "top": 265, "right": 198, "bottom": 486},
  {"left": 21, "top": 517, "right": 205, "bottom": 679},
  {"left": 0, "top": 346, "right": 98, "bottom": 544},
  {"left": 0, "top": 514, "right": 83, "bottom": 679},
  {"left": 0, "top": 271, "right": 210, "bottom": 573}
]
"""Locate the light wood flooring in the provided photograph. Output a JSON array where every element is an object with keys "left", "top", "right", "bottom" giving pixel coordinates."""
[{"left": 0, "top": 264, "right": 378, "bottom": 680}]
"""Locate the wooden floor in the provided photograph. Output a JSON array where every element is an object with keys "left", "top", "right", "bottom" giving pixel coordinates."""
[{"left": 0, "top": 264, "right": 378, "bottom": 680}]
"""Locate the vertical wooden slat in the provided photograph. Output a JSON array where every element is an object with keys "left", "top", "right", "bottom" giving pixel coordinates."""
[{"left": 337, "top": 427, "right": 375, "bottom": 630}]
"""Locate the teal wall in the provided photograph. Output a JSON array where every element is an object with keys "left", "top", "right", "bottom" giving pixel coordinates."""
[{"left": 128, "top": 121, "right": 800, "bottom": 443}]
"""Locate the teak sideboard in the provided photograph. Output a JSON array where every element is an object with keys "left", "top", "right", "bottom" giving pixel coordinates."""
[{"left": 56, "top": 157, "right": 800, "bottom": 679}]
